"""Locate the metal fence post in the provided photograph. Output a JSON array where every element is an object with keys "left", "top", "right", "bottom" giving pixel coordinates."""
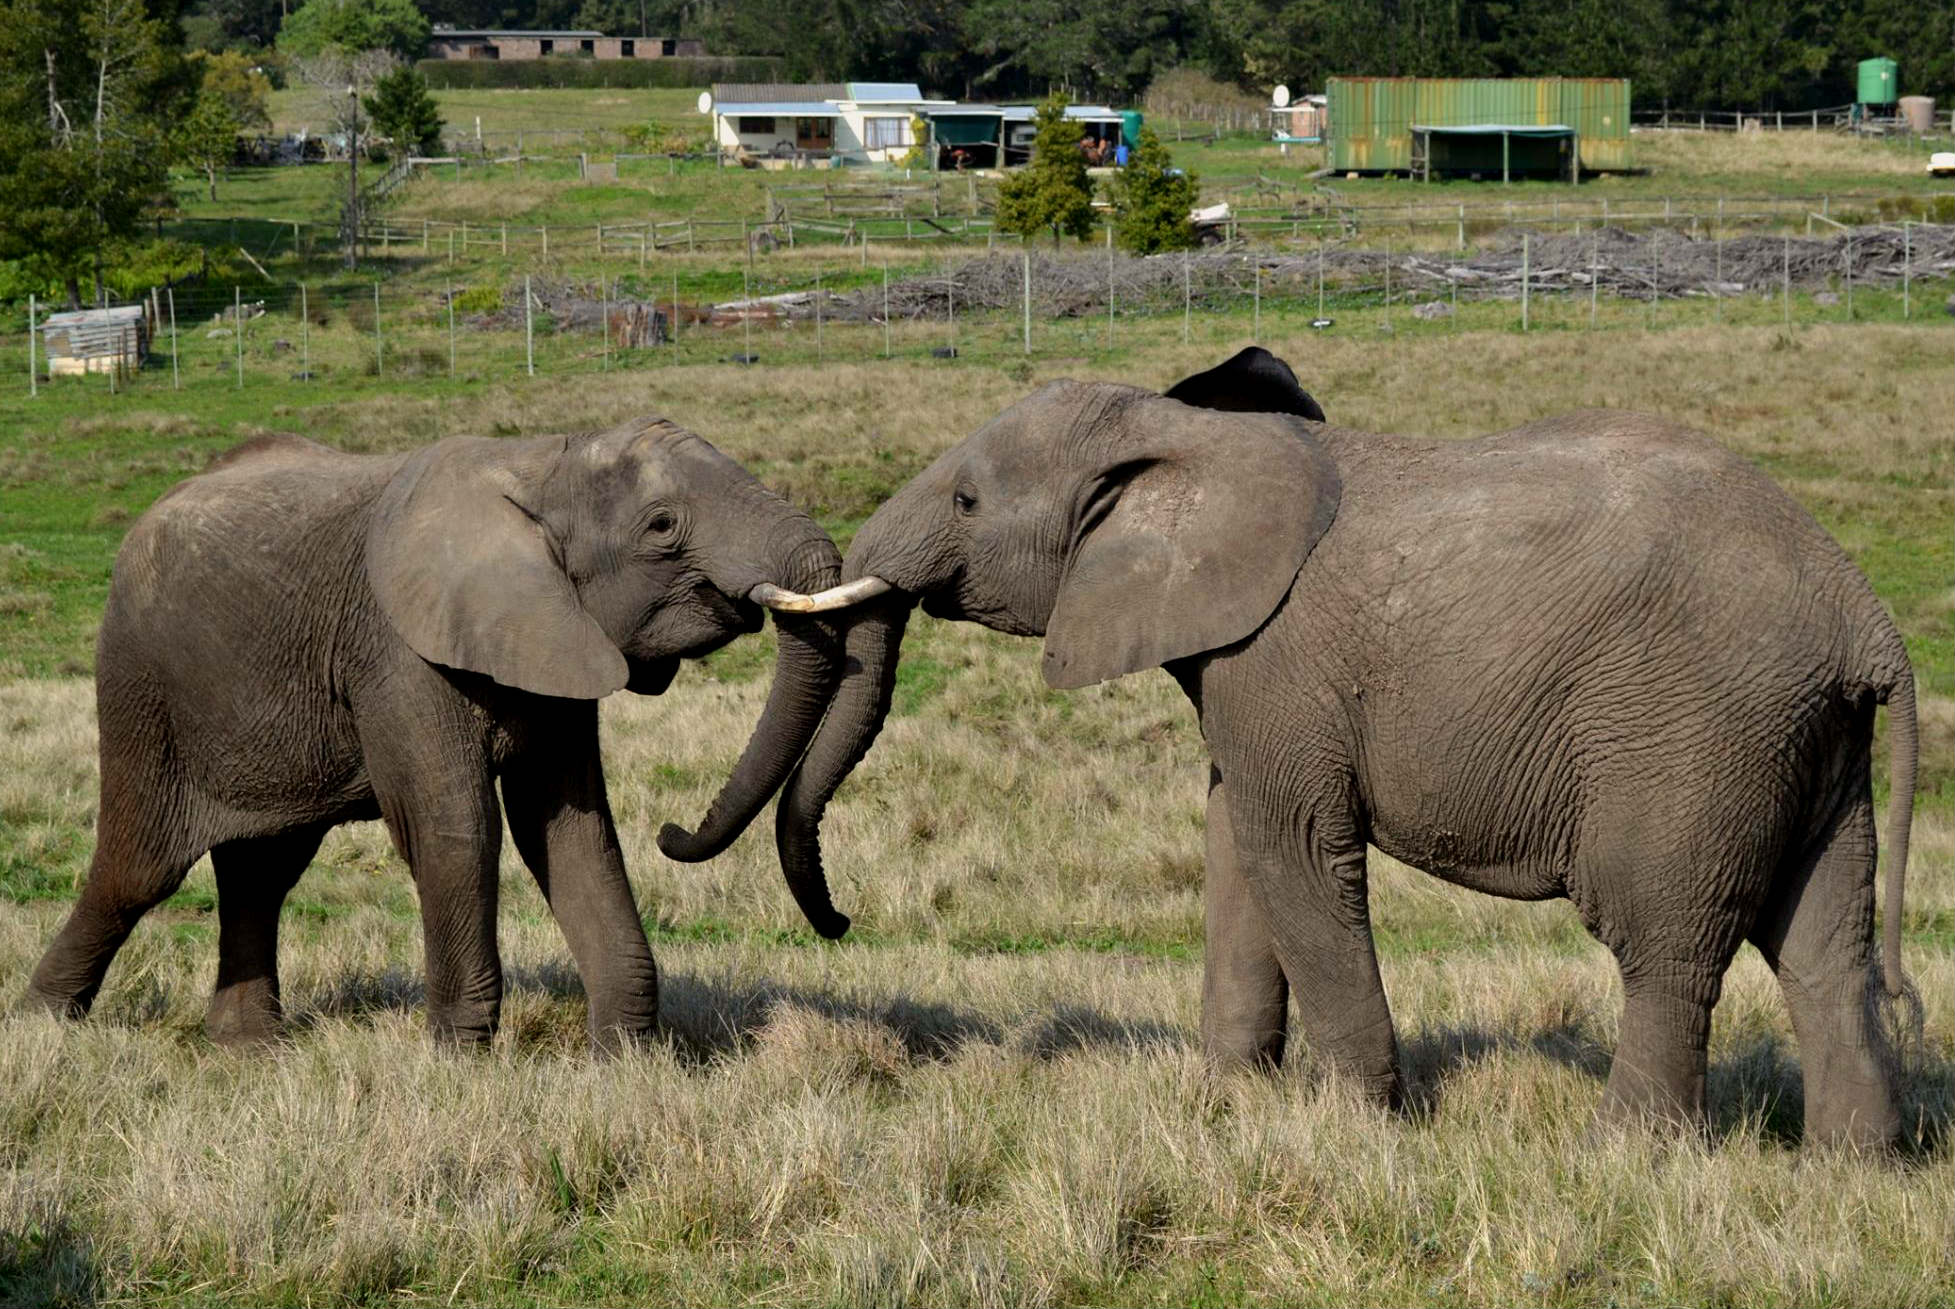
[
  {"left": 168, "top": 288, "right": 179, "bottom": 389},
  {"left": 373, "top": 282, "right": 383, "bottom": 376},
  {"left": 525, "top": 273, "right": 535, "bottom": 375},
  {"left": 26, "top": 294, "right": 35, "bottom": 397},
  {"left": 1106, "top": 224, "right": 1115, "bottom": 351},
  {"left": 600, "top": 277, "right": 610, "bottom": 371},
  {"left": 742, "top": 266, "right": 751, "bottom": 361},
  {"left": 1021, "top": 251, "right": 1030, "bottom": 355},
  {"left": 1714, "top": 235, "right": 1722, "bottom": 322},
  {"left": 235, "top": 286, "right": 244, "bottom": 388},
  {"left": 1843, "top": 233, "right": 1853, "bottom": 320},
  {"left": 448, "top": 284, "right": 456, "bottom": 377},
  {"left": 1520, "top": 233, "right": 1529, "bottom": 332},
  {"left": 815, "top": 268, "right": 823, "bottom": 364},
  {"left": 672, "top": 271, "right": 680, "bottom": 361},
  {"left": 1590, "top": 238, "right": 1598, "bottom": 329},
  {"left": 1903, "top": 222, "right": 1911, "bottom": 319},
  {"left": 1252, "top": 259, "right": 1261, "bottom": 343},
  {"left": 1182, "top": 249, "right": 1191, "bottom": 344},
  {"left": 1782, "top": 237, "right": 1790, "bottom": 328},
  {"left": 1317, "top": 238, "right": 1325, "bottom": 318}
]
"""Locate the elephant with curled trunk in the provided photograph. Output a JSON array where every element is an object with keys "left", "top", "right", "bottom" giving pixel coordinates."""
[
  {"left": 26, "top": 416, "right": 862, "bottom": 1051},
  {"left": 753, "top": 349, "right": 1919, "bottom": 1147}
]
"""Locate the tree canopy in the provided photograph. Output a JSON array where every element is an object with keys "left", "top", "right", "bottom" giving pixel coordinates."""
[
  {"left": 0, "top": 0, "right": 185, "bottom": 307},
  {"left": 1108, "top": 128, "right": 1199, "bottom": 254},
  {"left": 363, "top": 65, "right": 444, "bottom": 155},
  {"left": 276, "top": 0, "right": 429, "bottom": 59}
]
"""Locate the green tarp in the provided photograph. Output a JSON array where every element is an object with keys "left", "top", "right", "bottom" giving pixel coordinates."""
[{"left": 929, "top": 115, "right": 1001, "bottom": 146}]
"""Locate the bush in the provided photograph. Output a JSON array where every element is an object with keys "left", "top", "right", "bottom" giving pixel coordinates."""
[
  {"left": 995, "top": 93, "right": 1099, "bottom": 246},
  {"left": 364, "top": 66, "right": 444, "bottom": 155},
  {"left": 416, "top": 56, "right": 783, "bottom": 90},
  {"left": 1108, "top": 128, "right": 1199, "bottom": 254}
]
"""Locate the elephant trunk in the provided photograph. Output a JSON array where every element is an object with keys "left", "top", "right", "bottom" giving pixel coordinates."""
[
  {"left": 773, "top": 596, "right": 913, "bottom": 940},
  {"left": 657, "top": 536, "right": 849, "bottom": 938}
]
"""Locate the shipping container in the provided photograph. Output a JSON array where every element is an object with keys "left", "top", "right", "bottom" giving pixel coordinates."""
[{"left": 1327, "top": 77, "right": 1630, "bottom": 175}]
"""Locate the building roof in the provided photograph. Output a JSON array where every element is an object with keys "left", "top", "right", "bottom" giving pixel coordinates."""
[
  {"left": 718, "top": 102, "right": 843, "bottom": 117},
  {"left": 1412, "top": 123, "right": 1575, "bottom": 134},
  {"left": 845, "top": 82, "right": 925, "bottom": 102},
  {"left": 714, "top": 82, "right": 847, "bottom": 104},
  {"left": 999, "top": 104, "right": 1124, "bottom": 122},
  {"left": 428, "top": 29, "right": 607, "bottom": 39}
]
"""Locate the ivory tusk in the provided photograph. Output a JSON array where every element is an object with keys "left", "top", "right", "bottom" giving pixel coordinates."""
[{"left": 748, "top": 577, "right": 894, "bottom": 613}]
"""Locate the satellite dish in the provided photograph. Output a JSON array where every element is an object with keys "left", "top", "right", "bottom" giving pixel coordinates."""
[
  {"left": 696, "top": 91, "right": 712, "bottom": 115},
  {"left": 1272, "top": 84, "right": 1291, "bottom": 108}
]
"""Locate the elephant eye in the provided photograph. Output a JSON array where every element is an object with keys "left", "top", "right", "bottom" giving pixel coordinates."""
[
  {"left": 953, "top": 488, "right": 977, "bottom": 515},
  {"left": 645, "top": 507, "right": 678, "bottom": 537}
]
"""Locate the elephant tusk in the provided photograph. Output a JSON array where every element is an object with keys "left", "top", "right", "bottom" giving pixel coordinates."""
[{"left": 748, "top": 577, "right": 894, "bottom": 613}]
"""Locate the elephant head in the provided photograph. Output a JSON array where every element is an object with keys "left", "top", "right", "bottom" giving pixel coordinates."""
[
  {"left": 365, "top": 415, "right": 859, "bottom": 936},
  {"left": 760, "top": 348, "right": 1340, "bottom": 917}
]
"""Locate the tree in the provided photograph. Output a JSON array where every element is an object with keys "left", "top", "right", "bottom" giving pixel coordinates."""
[
  {"left": 995, "top": 93, "right": 1098, "bottom": 246},
  {"left": 276, "top": 0, "right": 429, "bottom": 59},
  {"left": 0, "top": 0, "right": 183, "bottom": 307},
  {"left": 178, "top": 84, "right": 240, "bottom": 200},
  {"left": 1107, "top": 127, "right": 1198, "bottom": 253},
  {"left": 363, "top": 64, "right": 442, "bottom": 155},
  {"left": 190, "top": 49, "right": 272, "bottom": 129}
]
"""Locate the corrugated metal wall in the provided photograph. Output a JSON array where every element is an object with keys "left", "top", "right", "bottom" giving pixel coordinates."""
[{"left": 1328, "top": 78, "right": 1630, "bottom": 173}]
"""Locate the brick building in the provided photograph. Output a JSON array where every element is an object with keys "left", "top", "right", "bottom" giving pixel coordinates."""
[{"left": 425, "top": 29, "right": 705, "bottom": 60}]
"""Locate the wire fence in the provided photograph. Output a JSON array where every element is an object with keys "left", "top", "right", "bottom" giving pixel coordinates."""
[
  {"left": 13, "top": 224, "right": 1947, "bottom": 405},
  {"left": 161, "top": 187, "right": 1948, "bottom": 280}
]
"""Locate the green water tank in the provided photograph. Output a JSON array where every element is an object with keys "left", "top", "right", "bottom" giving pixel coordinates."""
[
  {"left": 1121, "top": 109, "right": 1144, "bottom": 147},
  {"left": 1858, "top": 57, "right": 1898, "bottom": 106}
]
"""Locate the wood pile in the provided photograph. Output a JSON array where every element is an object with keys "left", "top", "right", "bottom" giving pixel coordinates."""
[{"left": 826, "top": 226, "right": 1953, "bottom": 320}]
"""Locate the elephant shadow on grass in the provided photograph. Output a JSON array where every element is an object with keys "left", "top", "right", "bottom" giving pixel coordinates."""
[{"left": 287, "top": 960, "right": 1183, "bottom": 1069}]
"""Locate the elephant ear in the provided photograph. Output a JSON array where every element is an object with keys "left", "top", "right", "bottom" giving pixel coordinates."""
[
  {"left": 366, "top": 436, "right": 630, "bottom": 700},
  {"left": 1041, "top": 399, "right": 1340, "bottom": 690},
  {"left": 1163, "top": 346, "right": 1326, "bottom": 422}
]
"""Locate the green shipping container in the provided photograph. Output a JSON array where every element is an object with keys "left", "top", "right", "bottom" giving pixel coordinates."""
[
  {"left": 1327, "top": 77, "right": 1631, "bottom": 174},
  {"left": 1857, "top": 57, "right": 1898, "bottom": 105}
]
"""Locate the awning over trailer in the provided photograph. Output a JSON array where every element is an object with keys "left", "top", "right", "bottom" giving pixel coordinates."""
[{"left": 929, "top": 113, "right": 1003, "bottom": 145}]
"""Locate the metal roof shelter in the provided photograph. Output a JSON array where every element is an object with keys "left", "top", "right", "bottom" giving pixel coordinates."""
[
  {"left": 1410, "top": 123, "right": 1577, "bottom": 182},
  {"left": 39, "top": 304, "right": 148, "bottom": 378},
  {"left": 1328, "top": 77, "right": 1630, "bottom": 174}
]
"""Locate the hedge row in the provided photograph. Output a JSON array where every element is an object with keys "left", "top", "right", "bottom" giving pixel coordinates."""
[{"left": 416, "top": 55, "right": 783, "bottom": 90}]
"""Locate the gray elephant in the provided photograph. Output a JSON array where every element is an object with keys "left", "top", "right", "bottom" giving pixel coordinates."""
[
  {"left": 753, "top": 349, "right": 1919, "bottom": 1146},
  {"left": 26, "top": 416, "right": 867, "bottom": 1050}
]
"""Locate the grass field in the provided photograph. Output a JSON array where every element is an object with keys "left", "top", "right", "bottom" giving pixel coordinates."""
[{"left": 0, "top": 292, "right": 1949, "bottom": 1304}]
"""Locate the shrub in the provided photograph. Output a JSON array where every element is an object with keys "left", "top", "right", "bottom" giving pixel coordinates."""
[
  {"left": 363, "top": 66, "right": 444, "bottom": 155},
  {"left": 1108, "top": 128, "right": 1199, "bottom": 254},
  {"left": 995, "top": 93, "right": 1098, "bottom": 246}
]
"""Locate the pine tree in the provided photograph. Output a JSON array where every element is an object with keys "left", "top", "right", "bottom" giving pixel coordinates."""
[
  {"left": 995, "top": 93, "right": 1098, "bottom": 247},
  {"left": 363, "top": 66, "right": 444, "bottom": 158},
  {"left": 1108, "top": 127, "right": 1198, "bottom": 254}
]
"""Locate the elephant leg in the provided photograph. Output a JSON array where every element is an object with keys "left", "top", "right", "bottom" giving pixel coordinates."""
[
  {"left": 502, "top": 730, "right": 659, "bottom": 1055},
  {"left": 363, "top": 703, "right": 505, "bottom": 1047},
  {"left": 1201, "top": 766, "right": 1287, "bottom": 1071},
  {"left": 1601, "top": 958, "right": 1723, "bottom": 1130},
  {"left": 205, "top": 825, "right": 327, "bottom": 1046},
  {"left": 1227, "top": 779, "right": 1399, "bottom": 1106},
  {"left": 1748, "top": 785, "right": 1900, "bottom": 1149},
  {"left": 26, "top": 785, "right": 201, "bottom": 1020}
]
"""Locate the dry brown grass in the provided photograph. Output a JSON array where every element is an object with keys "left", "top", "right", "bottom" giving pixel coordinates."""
[{"left": 0, "top": 319, "right": 1947, "bottom": 1304}]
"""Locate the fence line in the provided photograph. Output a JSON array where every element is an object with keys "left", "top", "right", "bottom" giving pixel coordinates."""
[
  {"left": 16, "top": 227, "right": 1942, "bottom": 401},
  {"left": 160, "top": 189, "right": 1937, "bottom": 273}
]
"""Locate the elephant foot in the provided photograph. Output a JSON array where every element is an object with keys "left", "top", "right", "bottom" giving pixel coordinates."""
[
  {"left": 427, "top": 1008, "right": 500, "bottom": 1049},
  {"left": 587, "top": 1014, "right": 660, "bottom": 1059},
  {"left": 21, "top": 984, "right": 89, "bottom": 1023},
  {"left": 205, "top": 983, "right": 286, "bottom": 1049}
]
